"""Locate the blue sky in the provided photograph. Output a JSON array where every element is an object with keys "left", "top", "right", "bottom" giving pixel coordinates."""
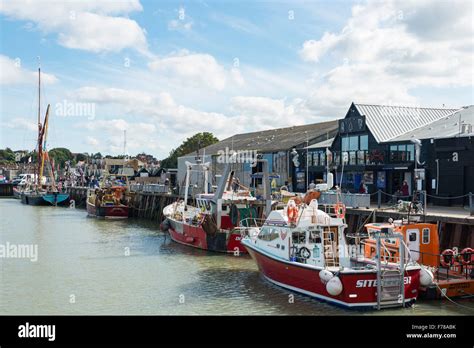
[{"left": 1, "top": 0, "right": 472, "bottom": 158}]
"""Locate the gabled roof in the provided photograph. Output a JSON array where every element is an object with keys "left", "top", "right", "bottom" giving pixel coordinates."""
[
  {"left": 190, "top": 120, "right": 339, "bottom": 156},
  {"left": 354, "top": 103, "right": 459, "bottom": 143},
  {"left": 388, "top": 106, "right": 474, "bottom": 142}
]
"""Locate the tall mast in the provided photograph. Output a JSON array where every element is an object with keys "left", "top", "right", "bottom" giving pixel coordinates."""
[
  {"left": 38, "top": 57, "right": 41, "bottom": 130},
  {"left": 35, "top": 57, "right": 41, "bottom": 187}
]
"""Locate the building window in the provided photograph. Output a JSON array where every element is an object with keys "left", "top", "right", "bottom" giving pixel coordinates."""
[
  {"left": 357, "top": 150, "right": 365, "bottom": 165},
  {"left": 312, "top": 152, "right": 319, "bottom": 166},
  {"left": 342, "top": 137, "right": 349, "bottom": 151},
  {"left": 407, "top": 144, "right": 414, "bottom": 161},
  {"left": 341, "top": 134, "right": 369, "bottom": 152},
  {"left": 390, "top": 144, "right": 415, "bottom": 162},
  {"left": 422, "top": 228, "right": 430, "bottom": 244},
  {"left": 360, "top": 135, "right": 368, "bottom": 150},
  {"left": 349, "top": 151, "right": 357, "bottom": 165},
  {"left": 320, "top": 152, "right": 326, "bottom": 166},
  {"left": 349, "top": 136, "right": 359, "bottom": 151}
]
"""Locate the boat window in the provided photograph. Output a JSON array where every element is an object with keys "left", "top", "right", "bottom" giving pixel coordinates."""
[
  {"left": 258, "top": 227, "right": 280, "bottom": 241},
  {"left": 292, "top": 231, "right": 306, "bottom": 244},
  {"left": 309, "top": 231, "right": 321, "bottom": 244},
  {"left": 422, "top": 228, "right": 430, "bottom": 244},
  {"left": 409, "top": 232, "right": 417, "bottom": 242}
]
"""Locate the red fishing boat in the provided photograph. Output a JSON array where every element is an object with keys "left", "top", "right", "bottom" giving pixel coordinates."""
[
  {"left": 241, "top": 180, "right": 422, "bottom": 309},
  {"left": 161, "top": 159, "right": 271, "bottom": 253}
]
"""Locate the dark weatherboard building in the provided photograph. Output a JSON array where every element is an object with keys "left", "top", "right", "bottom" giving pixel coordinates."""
[{"left": 302, "top": 103, "right": 473, "bottom": 204}]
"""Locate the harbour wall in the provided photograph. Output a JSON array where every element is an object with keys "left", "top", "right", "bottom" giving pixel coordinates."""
[{"left": 65, "top": 186, "right": 473, "bottom": 249}]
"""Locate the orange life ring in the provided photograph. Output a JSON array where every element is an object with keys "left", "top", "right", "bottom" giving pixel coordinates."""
[
  {"left": 335, "top": 203, "right": 346, "bottom": 219},
  {"left": 459, "top": 247, "right": 473, "bottom": 266},
  {"left": 287, "top": 205, "right": 299, "bottom": 224},
  {"left": 440, "top": 249, "right": 455, "bottom": 268}
]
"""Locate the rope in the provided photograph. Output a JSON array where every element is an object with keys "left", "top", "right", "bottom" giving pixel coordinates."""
[
  {"left": 376, "top": 190, "right": 469, "bottom": 200},
  {"left": 434, "top": 282, "right": 474, "bottom": 311},
  {"left": 425, "top": 193, "right": 469, "bottom": 199}
]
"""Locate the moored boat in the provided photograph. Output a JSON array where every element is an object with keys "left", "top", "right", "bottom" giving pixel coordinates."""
[
  {"left": 241, "top": 176, "right": 422, "bottom": 310},
  {"left": 20, "top": 61, "right": 69, "bottom": 206},
  {"left": 360, "top": 221, "right": 473, "bottom": 299},
  {"left": 161, "top": 159, "right": 271, "bottom": 253},
  {"left": 86, "top": 186, "right": 129, "bottom": 219}
]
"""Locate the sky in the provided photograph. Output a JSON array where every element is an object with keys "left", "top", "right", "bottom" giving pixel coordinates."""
[{"left": 0, "top": 0, "right": 473, "bottom": 158}]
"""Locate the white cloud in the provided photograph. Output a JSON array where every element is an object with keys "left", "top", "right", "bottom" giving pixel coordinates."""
[
  {"left": 299, "top": 33, "right": 341, "bottom": 63},
  {"left": 168, "top": 19, "right": 193, "bottom": 31},
  {"left": 167, "top": 7, "right": 193, "bottom": 31},
  {"left": 1, "top": 117, "right": 37, "bottom": 131},
  {"left": 300, "top": 0, "right": 473, "bottom": 115},
  {"left": 0, "top": 0, "right": 148, "bottom": 54},
  {"left": 0, "top": 55, "right": 58, "bottom": 85},
  {"left": 148, "top": 50, "right": 243, "bottom": 91},
  {"left": 81, "top": 119, "right": 157, "bottom": 153},
  {"left": 230, "top": 96, "right": 319, "bottom": 129},
  {"left": 72, "top": 86, "right": 242, "bottom": 138},
  {"left": 85, "top": 136, "right": 99, "bottom": 147}
]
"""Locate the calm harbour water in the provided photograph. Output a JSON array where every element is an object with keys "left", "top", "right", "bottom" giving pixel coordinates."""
[{"left": 1, "top": 198, "right": 472, "bottom": 316}]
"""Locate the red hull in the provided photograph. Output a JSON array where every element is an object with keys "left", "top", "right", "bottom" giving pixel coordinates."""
[
  {"left": 244, "top": 243, "right": 420, "bottom": 308},
  {"left": 87, "top": 201, "right": 129, "bottom": 219},
  {"left": 168, "top": 219, "right": 246, "bottom": 254}
]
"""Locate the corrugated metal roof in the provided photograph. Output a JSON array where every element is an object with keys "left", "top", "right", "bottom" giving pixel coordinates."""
[
  {"left": 354, "top": 104, "right": 459, "bottom": 143},
  {"left": 305, "top": 137, "right": 335, "bottom": 149},
  {"left": 388, "top": 106, "right": 474, "bottom": 142},
  {"left": 190, "top": 120, "right": 339, "bottom": 156}
]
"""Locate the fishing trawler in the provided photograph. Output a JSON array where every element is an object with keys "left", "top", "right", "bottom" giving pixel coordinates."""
[
  {"left": 241, "top": 175, "right": 423, "bottom": 309},
  {"left": 360, "top": 221, "right": 473, "bottom": 299},
  {"left": 86, "top": 174, "right": 130, "bottom": 219},
  {"left": 161, "top": 159, "right": 272, "bottom": 253},
  {"left": 20, "top": 61, "right": 69, "bottom": 206}
]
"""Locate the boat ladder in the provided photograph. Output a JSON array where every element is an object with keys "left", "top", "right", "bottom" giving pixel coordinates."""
[
  {"left": 323, "top": 230, "right": 337, "bottom": 267},
  {"left": 375, "top": 233, "right": 406, "bottom": 309}
]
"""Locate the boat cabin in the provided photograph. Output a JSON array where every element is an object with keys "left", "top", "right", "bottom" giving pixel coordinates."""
[
  {"left": 249, "top": 200, "right": 350, "bottom": 269},
  {"left": 363, "top": 222, "right": 439, "bottom": 266}
]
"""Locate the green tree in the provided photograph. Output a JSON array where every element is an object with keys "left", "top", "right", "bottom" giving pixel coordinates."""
[
  {"left": 49, "top": 148, "right": 74, "bottom": 167},
  {"left": 0, "top": 148, "right": 15, "bottom": 163},
  {"left": 160, "top": 132, "right": 219, "bottom": 169},
  {"left": 75, "top": 153, "right": 88, "bottom": 162}
]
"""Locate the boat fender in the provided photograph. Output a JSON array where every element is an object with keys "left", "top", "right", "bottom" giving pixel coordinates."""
[
  {"left": 287, "top": 200, "right": 299, "bottom": 224},
  {"left": 326, "top": 276, "right": 343, "bottom": 296},
  {"left": 459, "top": 247, "right": 473, "bottom": 266},
  {"left": 440, "top": 249, "right": 455, "bottom": 268},
  {"left": 319, "top": 269, "right": 334, "bottom": 284},
  {"left": 419, "top": 267, "right": 434, "bottom": 286},
  {"left": 185, "top": 236, "right": 194, "bottom": 243}
]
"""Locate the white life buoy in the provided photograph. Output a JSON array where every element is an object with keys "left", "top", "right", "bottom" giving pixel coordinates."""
[
  {"left": 319, "top": 269, "right": 334, "bottom": 284},
  {"left": 419, "top": 267, "right": 434, "bottom": 287},
  {"left": 326, "top": 276, "right": 343, "bottom": 296}
]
